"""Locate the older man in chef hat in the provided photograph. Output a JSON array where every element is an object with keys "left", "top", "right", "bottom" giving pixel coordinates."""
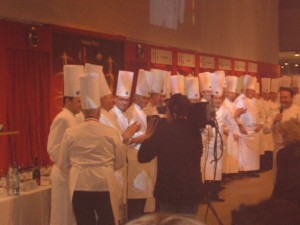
[
  {"left": 58, "top": 72, "right": 125, "bottom": 225},
  {"left": 201, "top": 71, "right": 239, "bottom": 201},
  {"left": 235, "top": 75, "right": 263, "bottom": 178},
  {"left": 48, "top": 65, "right": 83, "bottom": 225},
  {"left": 125, "top": 69, "right": 155, "bottom": 220},
  {"left": 198, "top": 72, "right": 212, "bottom": 102}
]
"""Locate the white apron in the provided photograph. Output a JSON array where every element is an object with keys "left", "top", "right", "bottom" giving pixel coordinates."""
[
  {"left": 69, "top": 165, "right": 121, "bottom": 225},
  {"left": 50, "top": 165, "right": 76, "bottom": 225},
  {"left": 236, "top": 97, "right": 260, "bottom": 171},
  {"left": 126, "top": 104, "right": 154, "bottom": 200}
]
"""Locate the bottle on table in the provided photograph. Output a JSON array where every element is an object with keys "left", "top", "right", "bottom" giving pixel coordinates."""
[
  {"left": 6, "top": 163, "right": 19, "bottom": 196},
  {"left": 32, "top": 156, "right": 41, "bottom": 185}
]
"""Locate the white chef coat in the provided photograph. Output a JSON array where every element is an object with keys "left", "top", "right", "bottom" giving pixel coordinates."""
[
  {"left": 236, "top": 96, "right": 262, "bottom": 171},
  {"left": 142, "top": 102, "right": 158, "bottom": 212},
  {"left": 99, "top": 106, "right": 128, "bottom": 224},
  {"left": 201, "top": 104, "right": 239, "bottom": 181},
  {"left": 58, "top": 119, "right": 125, "bottom": 225},
  {"left": 47, "top": 108, "right": 78, "bottom": 225},
  {"left": 261, "top": 100, "right": 274, "bottom": 152},
  {"left": 125, "top": 103, "right": 153, "bottom": 199},
  {"left": 222, "top": 97, "right": 240, "bottom": 174}
]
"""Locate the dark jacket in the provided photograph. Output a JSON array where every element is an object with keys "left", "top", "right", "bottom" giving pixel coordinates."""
[
  {"left": 138, "top": 119, "right": 204, "bottom": 205},
  {"left": 272, "top": 142, "right": 300, "bottom": 204}
]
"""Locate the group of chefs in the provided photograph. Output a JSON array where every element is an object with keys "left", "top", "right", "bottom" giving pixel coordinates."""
[{"left": 47, "top": 64, "right": 300, "bottom": 225}]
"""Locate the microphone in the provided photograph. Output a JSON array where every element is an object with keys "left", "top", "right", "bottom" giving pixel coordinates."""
[{"left": 206, "top": 103, "right": 217, "bottom": 127}]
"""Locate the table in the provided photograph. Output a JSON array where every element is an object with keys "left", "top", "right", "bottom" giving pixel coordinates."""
[{"left": 0, "top": 186, "right": 51, "bottom": 225}]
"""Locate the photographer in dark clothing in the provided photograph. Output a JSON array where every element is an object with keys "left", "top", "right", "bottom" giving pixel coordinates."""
[{"left": 138, "top": 94, "right": 204, "bottom": 215}]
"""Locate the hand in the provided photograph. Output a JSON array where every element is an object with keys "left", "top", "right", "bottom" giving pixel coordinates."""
[
  {"left": 235, "top": 108, "right": 247, "bottom": 118},
  {"left": 123, "top": 122, "right": 141, "bottom": 141},
  {"left": 273, "top": 113, "right": 283, "bottom": 124},
  {"left": 131, "top": 134, "right": 147, "bottom": 144},
  {"left": 223, "top": 129, "right": 229, "bottom": 137},
  {"left": 254, "top": 124, "right": 263, "bottom": 133},
  {"left": 238, "top": 124, "right": 248, "bottom": 135},
  {"left": 233, "top": 134, "right": 239, "bottom": 141}
]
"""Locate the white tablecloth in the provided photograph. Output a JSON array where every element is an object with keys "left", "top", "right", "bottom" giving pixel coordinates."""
[{"left": 0, "top": 186, "right": 51, "bottom": 225}]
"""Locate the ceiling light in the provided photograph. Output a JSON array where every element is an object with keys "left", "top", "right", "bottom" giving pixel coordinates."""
[
  {"left": 295, "top": 51, "right": 300, "bottom": 57},
  {"left": 295, "top": 64, "right": 299, "bottom": 67},
  {"left": 281, "top": 66, "right": 284, "bottom": 68},
  {"left": 284, "top": 62, "right": 289, "bottom": 65}
]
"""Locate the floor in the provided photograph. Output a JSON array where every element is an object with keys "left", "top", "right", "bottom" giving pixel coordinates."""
[{"left": 196, "top": 170, "right": 274, "bottom": 225}]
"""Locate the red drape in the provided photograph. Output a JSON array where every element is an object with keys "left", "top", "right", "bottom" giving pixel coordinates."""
[{"left": 6, "top": 49, "right": 51, "bottom": 168}]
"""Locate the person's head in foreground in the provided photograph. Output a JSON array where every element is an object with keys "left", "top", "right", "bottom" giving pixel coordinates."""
[
  {"left": 279, "top": 118, "right": 300, "bottom": 146},
  {"left": 125, "top": 213, "right": 204, "bottom": 225},
  {"left": 166, "top": 94, "right": 191, "bottom": 122}
]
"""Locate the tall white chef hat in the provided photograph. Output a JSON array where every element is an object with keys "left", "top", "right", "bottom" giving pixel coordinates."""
[
  {"left": 237, "top": 75, "right": 244, "bottom": 93},
  {"left": 261, "top": 78, "right": 271, "bottom": 93},
  {"left": 185, "top": 77, "right": 200, "bottom": 99},
  {"left": 80, "top": 73, "right": 100, "bottom": 109},
  {"left": 271, "top": 78, "right": 280, "bottom": 93},
  {"left": 171, "top": 75, "right": 185, "bottom": 95},
  {"left": 116, "top": 70, "right": 134, "bottom": 97},
  {"left": 280, "top": 75, "right": 292, "bottom": 88},
  {"left": 63, "top": 65, "right": 84, "bottom": 97},
  {"left": 215, "top": 70, "right": 226, "bottom": 88},
  {"left": 198, "top": 72, "right": 212, "bottom": 91},
  {"left": 244, "top": 74, "right": 257, "bottom": 90},
  {"left": 226, "top": 76, "right": 238, "bottom": 93},
  {"left": 84, "top": 63, "right": 111, "bottom": 98},
  {"left": 291, "top": 75, "right": 300, "bottom": 88},
  {"left": 161, "top": 70, "right": 171, "bottom": 98},
  {"left": 135, "top": 69, "right": 153, "bottom": 97},
  {"left": 150, "top": 68, "right": 164, "bottom": 94},
  {"left": 255, "top": 82, "right": 260, "bottom": 94},
  {"left": 211, "top": 71, "right": 225, "bottom": 96}
]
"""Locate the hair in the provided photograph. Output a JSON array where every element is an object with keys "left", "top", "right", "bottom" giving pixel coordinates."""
[
  {"left": 280, "top": 87, "right": 294, "bottom": 97},
  {"left": 63, "top": 96, "right": 74, "bottom": 106},
  {"left": 125, "top": 213, "right": 204, "bottom": 225},
  {"left": 167, "top": 94, "right": 191, "bottom": 119},
  {"left": 232, "top": 198, "right": 300, "bottom": 225},
  {"left": 279, "top": 118, "right": 300, "bottom": 146}
]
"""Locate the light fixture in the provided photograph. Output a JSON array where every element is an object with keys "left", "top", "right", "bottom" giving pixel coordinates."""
[
  {"left": 295, "top": 51, "right": 300, "bottom": 57},
  {"left": 284, "top": 62, "right": 289, "bottom": 65},
  {"left": 281, "top": 66, "right": 284, "bottom": 68},
  {"left": 295, "top": 64, "right": 299, "bottom": 67}
]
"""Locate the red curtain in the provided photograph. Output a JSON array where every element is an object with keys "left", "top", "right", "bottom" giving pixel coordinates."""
[{"left": 6, "top": 49, "right": 51, "bottom": 168}]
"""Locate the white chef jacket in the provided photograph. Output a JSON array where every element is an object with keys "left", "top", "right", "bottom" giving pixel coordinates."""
[
  {"left": 110, "top": 105, "right": 129, "bottom": 134},
  {"left": 125, "top": 103, "right": 153, "bottom": 199},
  {"left": 47, "top": 108, "right": 79, "bottom": 225},
  {"left": 201, "top": 104, "right": 239, "bottom": 181},
  {"left": 222, "top": 97, "right": 240, "bottom": 174},
  {"left": 236, "top": 96, "right": 262, "bottom": 171},
  {"left": 58, "top": 119, "right": 125, "bottom": 225}
]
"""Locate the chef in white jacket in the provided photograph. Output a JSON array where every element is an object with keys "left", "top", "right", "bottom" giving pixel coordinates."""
[
  {"left": 272, "top": 86, "right": 300, "bottom": 180},
  {"left": 235, "top": 75, "right": 263, "bottom": 177},
  {"left": 291, "top": 75, "right": 300, "bottom": 106},
  {"left": 125, "top": 69, "right": 154, "bottom": 220},
  {"left": 58, "top": 72, "right": 125, "bottom": 225},
  {"left": 201, "top": 71, "right": 239, "bottom": 201},
  {"left": 222, "top": 75, "right": 240, "bottom": 175},
  {"left": 47, "top": 65, "right": 84, "bottom": 225}
]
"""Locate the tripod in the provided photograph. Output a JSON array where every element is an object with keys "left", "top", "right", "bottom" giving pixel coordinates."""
[{"left": 202, "top": 118, "right": 224, "bottom": 225}]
